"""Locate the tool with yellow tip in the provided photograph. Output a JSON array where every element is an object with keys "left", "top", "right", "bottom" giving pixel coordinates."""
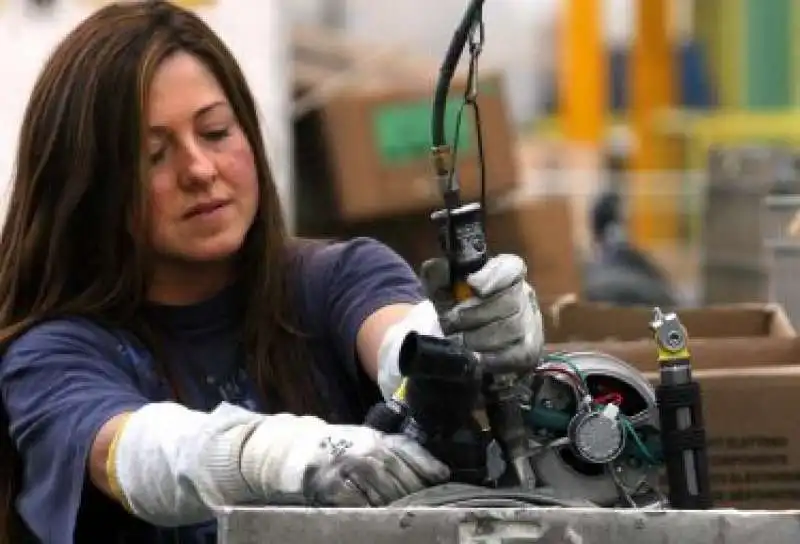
[
  {"left": 650, "top": 307, "right": 713, "bottom": 509},
  {"left": 363, "top": 377, "right": 413, "bottom": 439},
  {"left": 365, "top": 0, "right": 510, "bottom": 487}
]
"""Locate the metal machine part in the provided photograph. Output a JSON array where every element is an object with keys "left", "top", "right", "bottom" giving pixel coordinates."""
[
  {"left": 524, "top": 351, "right": 662, "bottom": 507},
  {"left": 430, "top": 203, "right": 488, "bottom": 283},
  {"left": 651, "top": 307, "right": 713, "bottom": 510},
  {"left": 217, "top": 506, "right": 800, "bottom": 544},
  {"left": 568, "top": 406, "right": 626, "bottom": 464}
]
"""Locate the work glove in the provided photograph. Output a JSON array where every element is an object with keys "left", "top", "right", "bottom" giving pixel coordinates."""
[
  {"left": 419, "top": 254, "right": 544, "bottom": 372},
  {"left": 240, "top": 415, "right": 450, "bottom": 507}
]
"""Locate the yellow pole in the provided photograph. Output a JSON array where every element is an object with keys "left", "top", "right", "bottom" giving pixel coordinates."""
[
  {"left": 558, "top": 0, "right": 605, "bottom": 143},
  {"left": 792, "top": 0, "right": 800, "bottom": 106},
  {"left": 629, "top": 0, "right": 677, "bottom": 247}
]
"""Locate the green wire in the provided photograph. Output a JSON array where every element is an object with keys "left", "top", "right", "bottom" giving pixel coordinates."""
[
  {"left": 543, "top": 352, "right": 589, "bottom": 384},
  {"left": 620, "top": 415, "right": 658, "bottom": 465}
]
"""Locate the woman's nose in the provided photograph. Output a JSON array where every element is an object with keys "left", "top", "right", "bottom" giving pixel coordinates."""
[{"left": 179, "top": 142, "right": 217, "bottom": 187}]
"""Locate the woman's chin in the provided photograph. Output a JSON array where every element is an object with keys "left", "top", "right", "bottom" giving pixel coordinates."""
[{"left": 177, "top": 236, "right": 246, "bottom": 264}]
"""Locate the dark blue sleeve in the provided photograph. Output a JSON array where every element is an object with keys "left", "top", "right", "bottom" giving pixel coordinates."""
[
  {"left": 310, "top": 237, "right": 427, "bottom": 380},
  {"left": 0, "top": 319, "right": 150, "bottom": 544}
]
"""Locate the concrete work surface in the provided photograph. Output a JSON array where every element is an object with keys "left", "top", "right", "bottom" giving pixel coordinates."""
[{"left": 217, "top": 506, "right": 800, "bottom": 543}]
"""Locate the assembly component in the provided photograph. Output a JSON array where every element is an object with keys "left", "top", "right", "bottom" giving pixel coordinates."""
[
  {"left": 398, "top": 331, "right": 482, "bottom": 434},
  {"left": 656, "top": 380, "right": 713, "bottom": 510},
  {"left": 523, "top": 404, "right": 572, "bottom": 432},
  {"left": 602, "top": 403, "right": 620, "bottom": 420},
  {"left": 409, "top": 427, "right": 492, "bottom": 487},
  {"left": 567, "top": 409, "right": 626, "bottom": 465},
  {"left": 375, "top": 300, "right": 445, "bottom": 401},
  {"left": 550, "top": 351, "right": 661, "bottom": 429},
  {"left": 533, "top": 447, "right": 658, "bottom": 508},
  {"left": 364, "top": 399, "right": 408, "bottom": 434},
  {"left": 650, "top": 307, "right": 690, "bottom": 360},
  {"left": 660, "top": 428, "right": 708, "bottom": 456},
  {"left": 399, "top": 417, "right": 428, "bottom": 445},
  {"left": 430, "top": 202, "right": 488, "bottom": 280},
  {"left": 529, "top": 351, "right": 660, "bottom": 506},
  {"left": 438, "top": 176, "right": 462, "bottom": 210},
  {"left": 658, "top": 361, "right": 693, "bottom": 387},
  {"left": 398, "top": 332, "right": 486, "bottom": 475},
  {"left": 656, "top": 381, "right": 702, "bottom": 410},
  {"left": 485, "top": 374, "right": 536, "bottom": 488},
  {"left": 398, "top": 332, "right": 480, "bottom": 383},
  {"left": 650, "top": 307, "right": 713, "bottom": 510},
  {"left": 430, "top": 144, "right": 453, "bottom": 178}
]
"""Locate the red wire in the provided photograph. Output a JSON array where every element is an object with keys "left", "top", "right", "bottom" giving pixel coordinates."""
[{"left": 594, "top": 392, "right": 623, "bottom": 405}]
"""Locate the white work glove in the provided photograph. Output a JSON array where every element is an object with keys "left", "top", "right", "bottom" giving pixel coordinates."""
[
  {"left": 240, "top": 414, "right": 450, "bottom": 507},
  {"left": 419, "top": 254, "right": 544, "bottom": 372}
]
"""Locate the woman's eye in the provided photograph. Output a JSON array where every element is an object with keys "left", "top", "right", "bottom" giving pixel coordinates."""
[
  {"left": 203, "top": 128, "right": 230, "bottom": 142},
  {"left": 149, "top": 149, "right": 166, "bottom": 165}
]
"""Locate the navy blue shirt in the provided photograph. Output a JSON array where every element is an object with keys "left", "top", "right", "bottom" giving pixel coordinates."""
[{"left": 0, "top": 237, "right": 426, "bottom": 543}]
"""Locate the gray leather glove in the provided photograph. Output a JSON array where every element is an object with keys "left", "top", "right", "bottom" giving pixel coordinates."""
[
  {"left": 419, "top": 254, "right": 544, "bottom": 371},
  {"left": 240, "top": 415, "right": 450, "bottom": 507},
  {"left": 302, "top": 431, "right": 451, "bottom": 507}
]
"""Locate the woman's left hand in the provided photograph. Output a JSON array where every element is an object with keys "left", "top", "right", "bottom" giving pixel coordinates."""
[{"left": 419, "top": 254, "right": 544, "bottom": 372}]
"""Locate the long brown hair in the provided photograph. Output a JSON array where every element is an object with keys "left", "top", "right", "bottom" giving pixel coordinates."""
[{"left": 0, "top": 1, "right": 320, "bottom": 540}]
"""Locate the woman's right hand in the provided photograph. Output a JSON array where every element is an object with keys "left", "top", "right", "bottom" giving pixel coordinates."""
[
  {"left": 239, "top": 416, "right": 451, "bottom": 507},
  {"left": 103, "top": 403, "right": 450, "bottom": 526}
]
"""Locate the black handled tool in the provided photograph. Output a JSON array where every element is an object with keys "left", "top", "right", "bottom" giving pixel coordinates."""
[
  {"left": 430, "top": 0, "right": 536, "bottom": 489},
  {"left": 428, "top": 0, "right": 489, "bottom": 297},
  {"left": 650, "top": 308, "right": 713, "bottom": 509},
  {"left": 367, "top": 0, "right": 536, "bottom": 490},
  {"left": 365, "top": 0, "right": 489, "bottom": 438}
]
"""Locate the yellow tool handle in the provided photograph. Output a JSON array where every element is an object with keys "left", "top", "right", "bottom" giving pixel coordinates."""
[{"left": 452, "top": 279, "right": 474, "bottom": 303}]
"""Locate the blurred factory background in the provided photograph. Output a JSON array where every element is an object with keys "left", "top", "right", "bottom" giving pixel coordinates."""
[{"left": 286, "top": 0, "right": 800, "bottom": 322}]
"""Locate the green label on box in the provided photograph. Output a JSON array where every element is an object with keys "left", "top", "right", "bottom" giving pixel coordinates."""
[{"left": 372, "top": 97, "right": 474, "bottom": 166}]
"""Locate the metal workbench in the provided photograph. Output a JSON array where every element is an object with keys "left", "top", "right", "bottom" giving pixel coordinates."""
[{"left": 217, "top": 506, "right": 800, "bottom": 544}]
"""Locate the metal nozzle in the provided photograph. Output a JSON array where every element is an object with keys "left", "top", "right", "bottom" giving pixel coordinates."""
[
  {"left": 650, "top": 307, "right": 665, "bottom": 332},
  {"left": 650, "top": 308, "right": 688, "bottom": 355},
  {"left": 431, "top": 145, "right": 453, "bottom": 178}
]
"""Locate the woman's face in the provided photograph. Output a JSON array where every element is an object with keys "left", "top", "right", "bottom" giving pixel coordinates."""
[{"left": 145, "top": 51, "right": 258, "bottom": 267}]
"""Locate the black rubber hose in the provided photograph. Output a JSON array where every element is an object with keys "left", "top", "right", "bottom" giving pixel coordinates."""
[{"left": 430, "top": 0, "right": 486, "bottom": 149}]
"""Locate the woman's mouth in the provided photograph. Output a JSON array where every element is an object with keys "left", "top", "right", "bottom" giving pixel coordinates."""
[{"left": 184, "top": 200, "right": 230, "bottom": 219}]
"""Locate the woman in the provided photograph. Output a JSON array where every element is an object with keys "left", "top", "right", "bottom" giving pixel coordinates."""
[{"left": 0, "top": 2, "right": 543, "bottom": 543}]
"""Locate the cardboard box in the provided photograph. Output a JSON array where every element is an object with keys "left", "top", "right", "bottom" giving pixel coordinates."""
[
  {"left": 291, "top": 25, "right": 441, "bottom": 97},
  {"left": 486, "top": 194, "right": 580, "bottom": 300},
  {"left": 514, "top": 137, "right": 605, "bottom": 254},
  {"left": 292, "top": 28, "right": 518, "bottom": 222},
  {"left": 543, "top": 300, "right": 800, "bottom": 509},
  {"left": 297, "top": 76, "right": 518, "bottom": 222},
  {"left": 547, "top": 298, "right": 795, "bottom": 345},
  {"left": 544, "top": 298, "right": 798, "bottom": 373}
]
